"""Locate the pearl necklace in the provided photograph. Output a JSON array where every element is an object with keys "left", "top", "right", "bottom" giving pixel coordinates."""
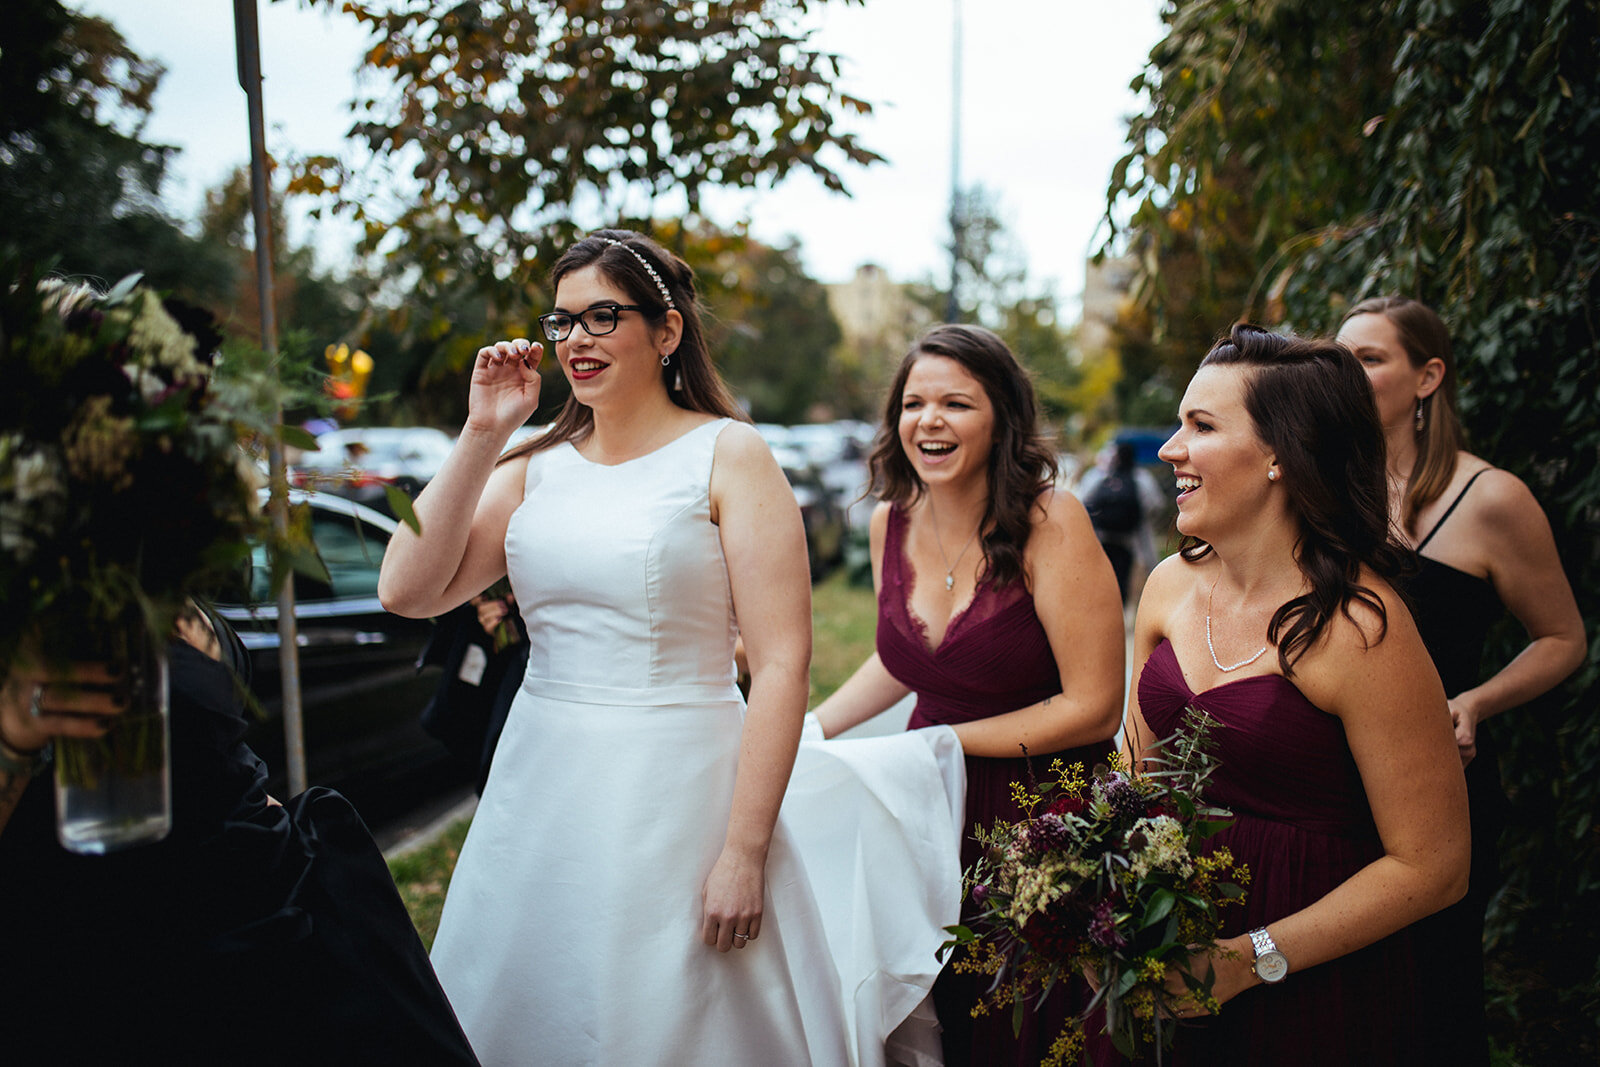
[
  {"left": 928, "top": 497, "right": 980, "bottom": 592},
  {"left": 1205, "top": 578, "right": 1269, "bottom": 672}
]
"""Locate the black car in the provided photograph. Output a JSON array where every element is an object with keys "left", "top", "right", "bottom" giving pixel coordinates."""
[{"left": 214, "top": 491, "right": 456, "bottom": 805}]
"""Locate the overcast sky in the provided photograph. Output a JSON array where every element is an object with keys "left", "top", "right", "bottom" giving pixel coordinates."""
[{"left": 79, "top": 0, "right": 1163, "bottom": 313}]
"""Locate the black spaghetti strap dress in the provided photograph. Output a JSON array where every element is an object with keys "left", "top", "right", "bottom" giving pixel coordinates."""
[{"left": 1395, "top": 468, "right": 1503, "bottom": 1066}]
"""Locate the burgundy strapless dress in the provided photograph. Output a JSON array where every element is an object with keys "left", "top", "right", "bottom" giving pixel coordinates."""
[
  {"left": 1137, "top": 638, "right": 1421, "bottom": 1065},
  {"left": 878, "top": 504, "right": 1113, "bottom": 1066}
]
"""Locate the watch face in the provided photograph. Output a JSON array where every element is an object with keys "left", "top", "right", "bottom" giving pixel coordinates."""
[{"left": 1255, "top": 950, "right": 1289, "bottom": 983}]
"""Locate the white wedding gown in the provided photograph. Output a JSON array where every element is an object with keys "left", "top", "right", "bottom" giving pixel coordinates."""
[{"left": 430, "top": 419, "right": 965, "bottom": 1067}]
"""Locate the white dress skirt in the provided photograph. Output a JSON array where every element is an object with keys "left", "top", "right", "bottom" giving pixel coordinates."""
[{"left": 429, "top": 419, "right": 964, "bottom": 1067}]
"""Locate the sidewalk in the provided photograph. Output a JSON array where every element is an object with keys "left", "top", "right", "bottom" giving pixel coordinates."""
[{"left": 379, "top": 791, "right": 478, "bottom": 861}]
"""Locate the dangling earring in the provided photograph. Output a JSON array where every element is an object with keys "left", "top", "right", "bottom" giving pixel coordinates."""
[
  {"left": 1415, "top": 398, "right": 1425, "bottom": 432},
  {"left": 660, "top": 352, "right": 671, "bottom": 367},
  {"left": 674, "top": 366, "right": 685, "bottom": 392}
]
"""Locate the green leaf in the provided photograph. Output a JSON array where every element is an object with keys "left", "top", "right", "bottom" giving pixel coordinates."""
[
  {"left": 281, "top": 424, "right": 321, "bottom": 451},
  {"left": 1141, "top": 888, "right": 1178, "bottom": 928},
  {"left": 385, "top": 485, "right": 422, "bottom": 534}
]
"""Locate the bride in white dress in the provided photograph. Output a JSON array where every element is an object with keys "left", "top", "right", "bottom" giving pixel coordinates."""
[{"left": 379, "top": 231, "right": 962, "bottom": 1066}]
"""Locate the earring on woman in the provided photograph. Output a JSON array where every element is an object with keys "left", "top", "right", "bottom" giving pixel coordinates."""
[
  {"left": 1415, "top": 398, "right": 1425, "bottom": 432},
  {"left": 1267, "top": 468, "right": 1279, "bottom": 482},
  {"left": 662, "top": 351, "right": 683, "bottom": 392}
]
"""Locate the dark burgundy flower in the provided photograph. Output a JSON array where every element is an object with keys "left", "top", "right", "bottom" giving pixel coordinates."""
[
  {"left": 1048, "top": 794, "right": 1088, "bottom": 817},
  {"left": 1026, "top": 813, "right": 1072, "bottom": 853},
  {"left": 1088, "top": 899, "right": 1126, "bottom": 949}
]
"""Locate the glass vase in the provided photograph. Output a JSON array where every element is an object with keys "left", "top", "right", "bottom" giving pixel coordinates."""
[{"left": 52, "top": 620, "right": 172, "bottom": 854}]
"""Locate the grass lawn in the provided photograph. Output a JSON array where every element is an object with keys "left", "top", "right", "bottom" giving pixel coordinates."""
[
  {"left": 388, "top": 570, "right": 880, "bottom": 945},
  {"left": 387, "top": 816, "right": 470, "bottom": 950}
]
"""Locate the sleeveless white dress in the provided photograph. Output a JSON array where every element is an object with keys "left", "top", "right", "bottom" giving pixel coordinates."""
[{"left": 430, "top": 419, "right": 964, "bottom": 1067}]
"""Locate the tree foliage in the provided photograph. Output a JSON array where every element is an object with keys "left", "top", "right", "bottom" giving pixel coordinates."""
[
  {"left": 294, "top": 0, "right": 880, "bottom": 334},
  {"left": 1109, "top": 1, "right": 1600, "bottom": 1054},
  {"left": 0, "top": 0, "right": 235, "bottom": 302},
  {"left": 1104, "top": 0, "right": 1400, "bottom": 370},
  {"left": 681, "top": 225, "right": 844, "bottom": 424},
  {"left": 925, "top": 187, "right": 1083, "bottom": 437}
]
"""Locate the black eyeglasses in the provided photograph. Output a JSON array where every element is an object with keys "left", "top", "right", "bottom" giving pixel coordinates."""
[{"left": 537, "top": 305, "right": 649, "bottom": 342}]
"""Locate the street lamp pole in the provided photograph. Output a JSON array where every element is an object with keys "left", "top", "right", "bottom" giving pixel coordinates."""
[
  {"left": 233, "top": 0, "right": 308, "bottom": 795},
  {"left": 946, "top": 0, "right": 964, "bottom": 323}
]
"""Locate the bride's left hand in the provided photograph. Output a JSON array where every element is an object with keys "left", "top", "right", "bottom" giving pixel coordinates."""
[{"left": 701, "top": 846, "right": 765, "bottom": 952}]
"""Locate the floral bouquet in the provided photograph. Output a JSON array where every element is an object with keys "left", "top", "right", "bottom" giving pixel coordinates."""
[
  {"left": 1, "top": 267, "right": 265, "bottom": 849},
  {"left": 941, "top": 708, "right": 1248, "bottom": 1065}
]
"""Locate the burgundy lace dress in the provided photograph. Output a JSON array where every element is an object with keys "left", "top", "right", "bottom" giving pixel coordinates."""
[
  {"left": 1136, "top": 638, "right": 1421, "bottom": 1065},
  {"left": 877, "top": 505, "right": 1113, "bottom": 1066}
]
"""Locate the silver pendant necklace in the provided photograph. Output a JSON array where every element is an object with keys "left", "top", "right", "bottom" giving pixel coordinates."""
[
  {"left": 1205, "top": 578, "right": 1270, "bottom": 672},
  {"left": 928, "top": 497, "right": 980, "bottom": 592}
]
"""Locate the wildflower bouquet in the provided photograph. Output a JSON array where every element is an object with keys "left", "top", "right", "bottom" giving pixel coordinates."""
[
  {"left": 942, "top": 708, "right": 1248, "bottom": 1065},
  {"left": 0, "top": 269, "right": 262, "bottom": 662}
]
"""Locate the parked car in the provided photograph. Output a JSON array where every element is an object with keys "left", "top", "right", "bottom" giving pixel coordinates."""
[
  {"left": 214, "top": 491, "right": 456, "bottom": 805},
  {"left": 769, "top": 444, "right": 847, "bottom": 580},
  {"left": 290, "top": 426, "right": 454, "bottom": 518}
]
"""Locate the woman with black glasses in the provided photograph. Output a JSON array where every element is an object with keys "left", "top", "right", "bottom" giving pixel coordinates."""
[{"left": 380, "top": 231, "right": 963, "bottom": 1065}]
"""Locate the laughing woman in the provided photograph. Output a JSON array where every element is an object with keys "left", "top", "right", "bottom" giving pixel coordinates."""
[
  {"left": 1124, "top": 325, "right": 1469, "bottom": 1065},
  {"left": 812, "top": 324, "right": 1126, "bottom": 1066}
]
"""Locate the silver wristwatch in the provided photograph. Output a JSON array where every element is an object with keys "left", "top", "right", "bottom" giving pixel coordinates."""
[{"left": 1247, "top": 926, "right": 1289, "bottom": 983}]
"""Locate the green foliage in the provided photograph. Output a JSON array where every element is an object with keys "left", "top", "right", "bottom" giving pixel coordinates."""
[
  {"left": 1103, "top": 0, "right": 1399, "bottom": 378},
  {"left": 294, "top": 0, "right": 880, "bottom": 338},
  {"left": 1110, "top": 0, "right": 1600, "bottom": 1054},
  {"left": 0, "top": 0, "right": 236, "bottom": 303},
  {"left": 912, "top": 187, "right": 1084, "bottom": 433},
  {"left": 681, "top": 225, "right": 843, "bottom": 423}
]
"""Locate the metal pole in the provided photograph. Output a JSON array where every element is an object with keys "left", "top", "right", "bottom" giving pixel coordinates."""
[
  {"left": 946, "top": 0, "right": 963, "bottom": 323},
  {"left": 234, "top": 0, "right": 308, "bottom": 795}
]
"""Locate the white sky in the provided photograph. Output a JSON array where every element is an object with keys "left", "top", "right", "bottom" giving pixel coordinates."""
[{"left": 77, "top": 0, "right": 1163, "bottom": 315}]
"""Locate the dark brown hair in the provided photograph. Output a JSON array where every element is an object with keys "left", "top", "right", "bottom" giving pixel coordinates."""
[
  {"left": 1181, "top": 324, "right": 1409, "bottom": 674},
  {"left": 502, "top": 228, "right": 746, "bottom": 462},
  {"left": 1339, "top": 296, "right": 1464, "bottom": 536},
  {"left": 867, "top": 324, "right": 1058, "bottom": 588}
]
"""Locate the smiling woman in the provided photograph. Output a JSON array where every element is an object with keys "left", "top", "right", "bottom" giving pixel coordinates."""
[
  {"left": 1123, "top": 324, "right": 1471, "bottom": 1065},
  {"left": 813, "top": 323, "right": 1126, "bottom": 1065}
]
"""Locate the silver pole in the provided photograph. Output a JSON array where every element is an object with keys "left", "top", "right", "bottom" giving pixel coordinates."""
[
  {"left": 233, "top": 0, "right": 308, "bottom": 795},
  {"left": 946, "top": 0, "right": 963, "bottom": 323}
]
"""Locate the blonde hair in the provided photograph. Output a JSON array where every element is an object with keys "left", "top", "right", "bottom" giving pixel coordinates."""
[{"left": 1340, "top": 297, "right": 1465, "bottom": 536}]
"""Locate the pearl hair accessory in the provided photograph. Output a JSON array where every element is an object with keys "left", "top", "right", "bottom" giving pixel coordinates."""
[{"left": 596, "top": 237, "right": 675, "bottom": 310}]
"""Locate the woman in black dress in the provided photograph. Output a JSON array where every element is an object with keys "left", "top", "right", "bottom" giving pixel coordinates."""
[
  {"left": 0, "top": 606, "right": 480, "bottom": 1065},
  {"left": 1337, "top": 298, "right": 1585, "bottom": 1064}
]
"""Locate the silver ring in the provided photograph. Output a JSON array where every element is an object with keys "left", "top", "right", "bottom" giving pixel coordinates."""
[
  {"left": 29, "top": 685, "right": 44, "bottom": 718},
  {"left": 733, "top": 932, "right": 751, "bottom": 942}
]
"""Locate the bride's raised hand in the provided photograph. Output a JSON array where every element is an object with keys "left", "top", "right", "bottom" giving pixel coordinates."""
[{"left": 466, "top": 338, "right": 543, "bottom": 436}]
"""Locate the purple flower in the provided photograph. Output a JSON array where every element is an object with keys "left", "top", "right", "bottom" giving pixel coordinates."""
[
  {"left": 1026, "top": 813, "right": 1072, "bottom": 852},
  {"left": 972, "top": 883, "right": 990, "bottom": 905},
  {"left": 1088, "top": 899, "right": 1126, "bottom": 949}
]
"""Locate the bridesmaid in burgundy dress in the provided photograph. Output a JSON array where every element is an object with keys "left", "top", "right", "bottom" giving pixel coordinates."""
[
  {"left": 1123, "top": 325, "right": 1470, "bottom": 1065},
  {"left": 813, "top": 324, "right": 1125, "bottom": 1065}
]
